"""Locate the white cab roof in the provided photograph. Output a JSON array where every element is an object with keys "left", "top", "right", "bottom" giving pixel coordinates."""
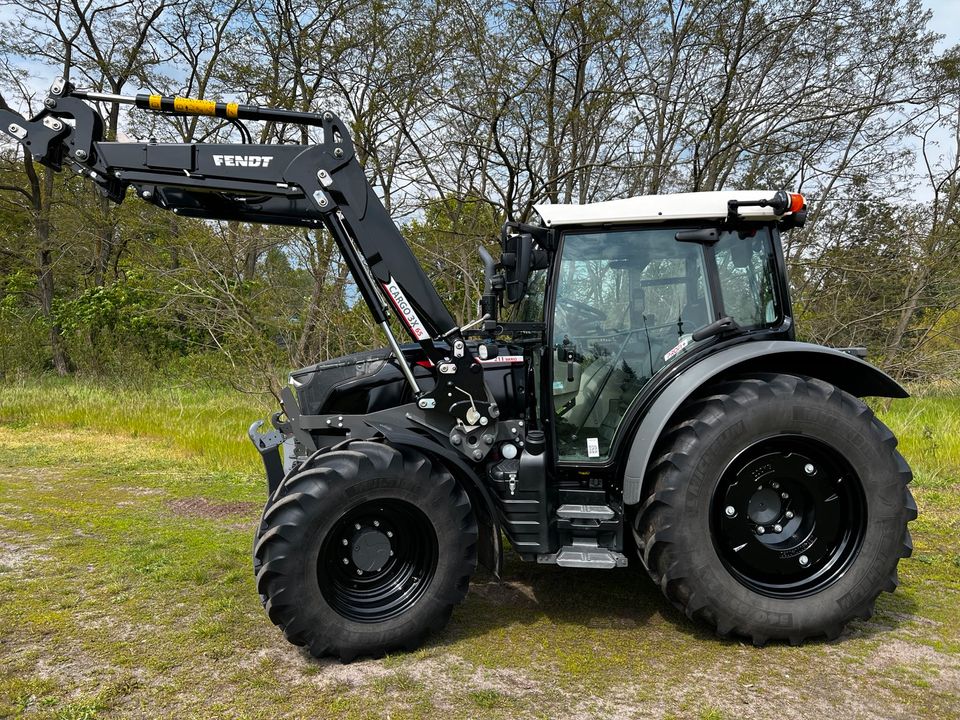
[{"left": 533, "top": 190, "right": 791, "bottom": 228}]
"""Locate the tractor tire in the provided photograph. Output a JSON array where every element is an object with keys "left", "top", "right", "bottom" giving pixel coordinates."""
[
  {"left": 254, "top": 440, "right": 477, "bottom": 661},
  {"left": 633, "top": 373, "right": 915, "bottom": 646}
]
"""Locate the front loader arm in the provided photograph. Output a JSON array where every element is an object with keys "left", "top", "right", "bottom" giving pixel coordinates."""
[{"left": 1, "top": 79, "right": 498, "bottom": 445}]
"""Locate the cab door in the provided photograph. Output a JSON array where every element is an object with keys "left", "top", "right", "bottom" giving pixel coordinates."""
[{"left": 546, "top": 227, "right": 713, "bottom": 461}]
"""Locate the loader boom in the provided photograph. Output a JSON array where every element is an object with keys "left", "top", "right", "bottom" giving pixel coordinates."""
[{"left": 1, "top": 79, "right": 496, "bottom": 433}]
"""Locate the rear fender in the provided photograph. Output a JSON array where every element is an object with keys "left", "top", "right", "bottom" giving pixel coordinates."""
[{"left": 621, "top": 341, "right": 908, "bottom": 505}]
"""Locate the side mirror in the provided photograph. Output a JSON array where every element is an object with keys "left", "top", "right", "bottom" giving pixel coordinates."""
[
  {"left": 730, "top": 238, "right": 754, "bottom": 268},
  {"left": 501, "top": 231, "right": 548, "bottom": 304}
]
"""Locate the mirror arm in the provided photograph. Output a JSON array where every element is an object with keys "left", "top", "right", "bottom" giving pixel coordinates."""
[{"left": 478, "top": 246, "right": 502, "bottom": 333}]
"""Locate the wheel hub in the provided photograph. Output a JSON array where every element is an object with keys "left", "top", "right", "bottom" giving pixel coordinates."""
[
  {"left": 746, "top": 487, "right": 781, "bottom": 525},
  {"left": 712, "top": 436, "right": 867, "bottom": 598},
  {"left": 318, "top": 499, "right": 438, "bottom": 623},
  {"left": 351, "top": 527, "right": 392, "bottom": 572}
]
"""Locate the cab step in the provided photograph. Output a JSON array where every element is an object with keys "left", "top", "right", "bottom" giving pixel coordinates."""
[
  {"left": 556, "top": 504, "right": 615, "bottom": 521},
  {"left": 537, "top": 539, "right": 629, "bottom": 569}
]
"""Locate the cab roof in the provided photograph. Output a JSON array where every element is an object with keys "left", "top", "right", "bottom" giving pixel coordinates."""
[{"left": 533, "top": 190, "right": 795, "bottom": 228}]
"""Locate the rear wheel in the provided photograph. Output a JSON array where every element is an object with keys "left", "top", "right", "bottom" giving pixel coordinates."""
[
  {"left": 634, "top": 373, "right": 916, "bottom": 645},
  {"left": 254, "top": 441, "right": 477, "bottom": 660}
]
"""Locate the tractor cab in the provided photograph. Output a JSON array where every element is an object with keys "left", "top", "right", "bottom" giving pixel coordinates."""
[{"left": 502, "top": 190, "right": 800, "bottom": 463}]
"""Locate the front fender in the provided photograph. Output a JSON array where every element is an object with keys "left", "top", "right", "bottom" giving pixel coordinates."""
[
  {"left": 364, "top": 422, "right": 503, "bottom": 580},
  {"left": 621, "top": 341, "right": 907, "bottom": 505}
]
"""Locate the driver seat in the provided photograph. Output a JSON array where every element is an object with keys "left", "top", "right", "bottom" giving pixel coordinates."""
[
  {"left": 679, "top": 296, "right": 710, "bottom": 335},
  {"left": 564, "top": 358, "right": 626, "bottom": 431}
]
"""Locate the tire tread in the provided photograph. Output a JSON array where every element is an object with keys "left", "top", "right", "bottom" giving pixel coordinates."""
[
  {"left": 633, "top": 372, "right": 915, "bottom": 645},
  {"left": 253, "top": 440, "right": 477, "bottom": 661}
]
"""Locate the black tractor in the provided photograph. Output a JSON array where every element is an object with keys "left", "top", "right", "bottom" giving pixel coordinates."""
[{"left": 2, "top": 80, "right": 915, "bottom": 661}]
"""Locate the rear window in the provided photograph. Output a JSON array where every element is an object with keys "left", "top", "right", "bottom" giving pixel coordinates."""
[{"left": 713, "top": 229, "right": 780, "bottom": 328}]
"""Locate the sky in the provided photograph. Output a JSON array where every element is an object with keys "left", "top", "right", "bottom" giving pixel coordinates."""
[
  {"left": 2, "top": 1, "right": 959, "bottom": 201},
  {"left": 924, "top": 0, "right": 960, "bottom": 49},
  {"left": 910, "top": 1, "right": 960, "bottom": 200}
]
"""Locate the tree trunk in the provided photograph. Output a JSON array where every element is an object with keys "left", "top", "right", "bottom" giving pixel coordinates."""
[
  {"left": 92, "top": 193, "right": 113, "bottom": 285},
  {"left": 35, "top": 166, "right": 69, "bottom": 375},
  {"left": 37, "top": 248, "right": 69, "bottom": 376}
]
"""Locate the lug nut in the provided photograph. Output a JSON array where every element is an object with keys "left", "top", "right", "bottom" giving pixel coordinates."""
[
  {"left": 386, "top": 531, "right": 393, "bottom": 538},
  {"left": 785, "top": 510, "right": 794, "bottom": 519},
  {"left": 771, "top": 481, "right": 780, "bottom": 490},
  {"left": 781, "top": 492, "right": 789, "bottom": 500},
  {"left": 373, "top": 520, "right": 380, "bottom": 527},
  {"left": 773, "top": 524, "right": 783, "bottom": 533},
  {"left": 356, "top": 569, "right": 363, "bottom": 575},
  {"left": 799, "top": 555, "right": 810, "bottom": 567},
  {"left": 804, "top": 463, "right": 816, "bottom": 475},
  {"left": 341, "top": 538, "right": 348, "bottom": 546},
  {"left": 756, "top": 526, "right": 766, "bottom": 535},
  {"left": 342, "top": 558, "right": 349, "bottom": 565},
  {"left": 724, "top": 505, "right": 736, "bottom": 517}
]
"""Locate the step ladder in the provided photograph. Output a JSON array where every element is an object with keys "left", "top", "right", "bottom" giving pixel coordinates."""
[
  {"left": 536, "top": 537, "right": 628, "bottom": 569},
  {"left": 556, "top": 504, "right": 615, "bottom": 521}
]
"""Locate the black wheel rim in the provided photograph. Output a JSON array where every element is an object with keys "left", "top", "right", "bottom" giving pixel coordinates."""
[
  {"left": 711, "top": 435, "right": 867, "bottom": 598},
  {"left": 318, "top": 499, "right": 438, "bottom": 623}
]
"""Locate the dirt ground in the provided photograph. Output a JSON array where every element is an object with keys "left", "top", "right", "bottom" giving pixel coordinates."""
[{"left": 1, "top": 421, "right": 958, "bottom": 720}]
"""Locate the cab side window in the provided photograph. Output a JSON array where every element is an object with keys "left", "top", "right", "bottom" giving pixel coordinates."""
[{"left": 714, "top": 230, "right": 780, "bottom": 328}]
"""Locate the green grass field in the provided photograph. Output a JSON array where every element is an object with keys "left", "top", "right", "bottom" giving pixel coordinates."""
[{"left": 0, "top": 378, "right": 958, "bottom": 719}]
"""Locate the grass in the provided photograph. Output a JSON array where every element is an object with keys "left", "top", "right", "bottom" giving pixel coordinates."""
[
  {"left": 0, "top": 377, "right": 957, "bottom": 719},
  {"left": 0, "top": 377, "right": 271, "bottom": 474}
]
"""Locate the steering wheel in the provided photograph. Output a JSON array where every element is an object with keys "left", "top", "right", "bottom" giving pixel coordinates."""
[{"left": 557, "top": 295, "right": 607, "bottom": 322}]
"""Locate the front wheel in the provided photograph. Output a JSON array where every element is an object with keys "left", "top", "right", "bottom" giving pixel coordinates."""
[
  {"left": 254, "top": 441, "right": 477, "bottom": 661},
  {"left": 634, "top": 373, "right": 916, "bottom": 645}
]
